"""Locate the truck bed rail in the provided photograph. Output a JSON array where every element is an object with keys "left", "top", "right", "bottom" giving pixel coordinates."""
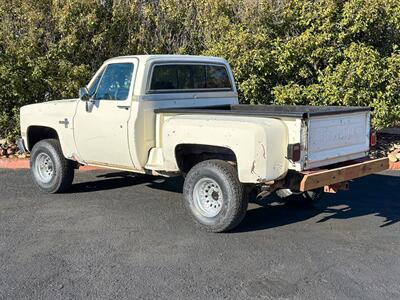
[{"left": 155, "top": 104, "right": 371, "bottom": 119}]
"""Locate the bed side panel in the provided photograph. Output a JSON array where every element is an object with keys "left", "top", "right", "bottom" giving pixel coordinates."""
[{"left": 159, "top": 114, "right": 288, "bottom": 183}]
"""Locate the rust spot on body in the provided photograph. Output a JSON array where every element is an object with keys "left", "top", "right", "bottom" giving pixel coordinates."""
[
  {"left": 251, "top": 160, "right": 256, "bottom": 174},
  {"left": 261, "top": 143, "right": 266, "bottom": 159}
]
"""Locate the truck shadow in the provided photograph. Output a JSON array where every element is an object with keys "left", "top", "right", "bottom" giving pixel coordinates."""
[
  {"left": 67, "top": 172, "right": 183, "bottom": 194},
  {"left": 68, "top": 171, "right": 400, "bottom": 232},
  {"left": 233, "top": 172, "right": 400, "bottom": 233}
]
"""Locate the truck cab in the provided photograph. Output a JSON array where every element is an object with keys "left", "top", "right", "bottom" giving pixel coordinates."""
[
  {"left": 19, "top": 55, "right": 388, "bottom": 232},
  {"left": 21, "top": 55, "right": 238, "bottom": 171}
]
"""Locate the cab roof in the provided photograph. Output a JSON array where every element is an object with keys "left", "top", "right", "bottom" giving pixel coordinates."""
[{"left": 105, "top": 54, "right": 228, "bottom": 65}]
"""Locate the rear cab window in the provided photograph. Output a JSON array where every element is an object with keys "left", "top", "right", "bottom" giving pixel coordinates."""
[{"left": 148, "top": 63, "right": 232, "bottom": 93}]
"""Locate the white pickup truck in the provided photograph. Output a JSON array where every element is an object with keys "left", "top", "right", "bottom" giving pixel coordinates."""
[{"left": 19, "top": 55, "right": 388, "bottom": 232}]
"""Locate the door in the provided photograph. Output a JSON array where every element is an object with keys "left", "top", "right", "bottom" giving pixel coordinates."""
[{"left": 73, "top": 60, "right": 137, "bottom": 168}]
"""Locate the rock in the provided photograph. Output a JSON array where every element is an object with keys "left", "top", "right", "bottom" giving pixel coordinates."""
[
  {"left": 388, "top": 149, "right": 400, "bottom": 162},
  {"left": 6, "top": 148, "right": 14, "bottom": 155}
]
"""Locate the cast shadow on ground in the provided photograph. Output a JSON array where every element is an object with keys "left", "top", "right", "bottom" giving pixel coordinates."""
[
  {"left": 234, "top": 172, "right": 400, "bottom": 232},
  {"left": 67, "top": 172, "right": 183, "bottom": 194},
  {"left": 67, "top": 171, "right": 400, "bottom": 232}
]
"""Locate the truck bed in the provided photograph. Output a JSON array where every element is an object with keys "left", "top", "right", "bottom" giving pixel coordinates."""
[
  {"left": 154, "top": 104, "right": 371, "bottom": 119},
  {"left": 155, "top": 104, "right": 371, "bottom": 170}
]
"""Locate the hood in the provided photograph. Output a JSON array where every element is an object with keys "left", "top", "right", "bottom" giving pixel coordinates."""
[{"left": 20, "top": 99, "right": 78, "bottom": 116}]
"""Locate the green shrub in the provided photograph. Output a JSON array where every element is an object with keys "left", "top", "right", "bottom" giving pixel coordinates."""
[{"left": 0, "top": 0, "right": 399, "bottom": 140}]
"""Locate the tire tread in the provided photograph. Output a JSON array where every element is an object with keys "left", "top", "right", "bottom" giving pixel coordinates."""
[
  {"left": 30, "top": 139, "right": 74, "bottom": 193},
  {"left": 183, "top": 159, "right": 247, "bottom": 232}
]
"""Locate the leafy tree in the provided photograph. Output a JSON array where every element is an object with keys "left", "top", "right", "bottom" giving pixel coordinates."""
[{"left": 0, "top": 0, "right": 399, "bottom": 140}]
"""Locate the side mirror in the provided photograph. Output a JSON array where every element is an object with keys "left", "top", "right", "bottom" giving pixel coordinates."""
[{"left": 79, "top": 87, "right": 90, "bottom": 101}]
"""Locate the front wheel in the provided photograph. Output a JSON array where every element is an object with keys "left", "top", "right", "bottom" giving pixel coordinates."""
[
  {"left": 183, "top": 160, "right": 248, "bottom": 232},
  {"left": 30, "top": 139, "right": 75, "bottom": 193}
]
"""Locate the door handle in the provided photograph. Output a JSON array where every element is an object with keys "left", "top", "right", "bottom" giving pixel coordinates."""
[{"left": 117, "top": 105, "right": 131, "bottom": 110}]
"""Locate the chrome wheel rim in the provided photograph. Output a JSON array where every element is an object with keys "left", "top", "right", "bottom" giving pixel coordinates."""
[
  {"left": 193, "top": 178, "right": 223, "bottom": 218},
  {"left": 35, "top": 153, "right": 54, "bottom": 183}
]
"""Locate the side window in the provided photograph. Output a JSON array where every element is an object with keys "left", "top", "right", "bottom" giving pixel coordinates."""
[
  {"left": 95, "top": 63, "right": 134, "bottom": 100},
  {"left": 149, "top": 64, "right": 231, "bottom": 92}
]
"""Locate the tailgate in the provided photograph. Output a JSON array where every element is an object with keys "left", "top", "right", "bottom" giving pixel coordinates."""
[{"left": 305, "top": 111, "right": 370, "bottom": 169}]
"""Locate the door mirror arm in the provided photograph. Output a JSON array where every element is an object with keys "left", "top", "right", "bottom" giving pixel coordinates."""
[
  {"left": 79, "top": 87, "right": 90, "bottom": 101},
  {"left": 79, "top": 87, "right": 95, "bottom": 112}
]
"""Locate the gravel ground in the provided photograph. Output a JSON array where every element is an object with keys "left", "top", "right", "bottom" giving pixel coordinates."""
[{"left": 0, "top": 169, "right": 399, "bottom": 300}]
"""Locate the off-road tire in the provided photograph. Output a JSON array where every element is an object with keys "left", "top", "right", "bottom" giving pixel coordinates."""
[
  {"left": 183, "top": 159, "right": 248, "bottom": 232},
  {"left": 30, "top": 139, "right": 74, "bottom": 193}
]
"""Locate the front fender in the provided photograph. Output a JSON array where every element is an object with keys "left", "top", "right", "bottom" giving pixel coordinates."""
[{"left": 20, "top": 99, "right": 79, "bottom": 159}]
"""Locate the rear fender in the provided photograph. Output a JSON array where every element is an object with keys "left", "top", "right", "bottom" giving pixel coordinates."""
[{"left": 161, "top": 115, "right": 289, "bottom": 183}]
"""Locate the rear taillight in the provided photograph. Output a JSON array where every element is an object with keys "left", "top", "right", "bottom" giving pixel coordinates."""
[
  {"left": 370, "top": 131, "right": 377, "bottom": 147},
  {"left": 289, "top": 143, "right": 301, "bottom": 162}
]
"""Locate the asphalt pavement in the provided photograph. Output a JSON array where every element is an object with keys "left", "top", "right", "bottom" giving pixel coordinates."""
[{"left": 0, "top": 169, "right": 399, "bottom": 299}]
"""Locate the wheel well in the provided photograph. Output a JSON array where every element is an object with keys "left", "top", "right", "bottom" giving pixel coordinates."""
[
  {"left": 27, "top": 126, "right": 59, "bottom": 150},
  {"left": 175, "top": 144, "right": 237, "bottom": 173}
]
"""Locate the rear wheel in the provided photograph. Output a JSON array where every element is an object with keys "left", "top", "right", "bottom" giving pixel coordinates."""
[
  {"left": 183, "top": 160, "right": 248, "bottom": 232},
  {"left": 275, "top": 188, "right": 323, "bottom": 205},
  {"left": 30, "top": 139, "right": 74, "bottom": 193}
]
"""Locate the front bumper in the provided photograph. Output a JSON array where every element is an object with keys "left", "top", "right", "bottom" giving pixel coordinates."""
[
  {"left": 299, "top": 157, "right": 389, "bottom": 192},
  {"left": 16, "top": 138, "right": 28, "bottom": 153}
]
